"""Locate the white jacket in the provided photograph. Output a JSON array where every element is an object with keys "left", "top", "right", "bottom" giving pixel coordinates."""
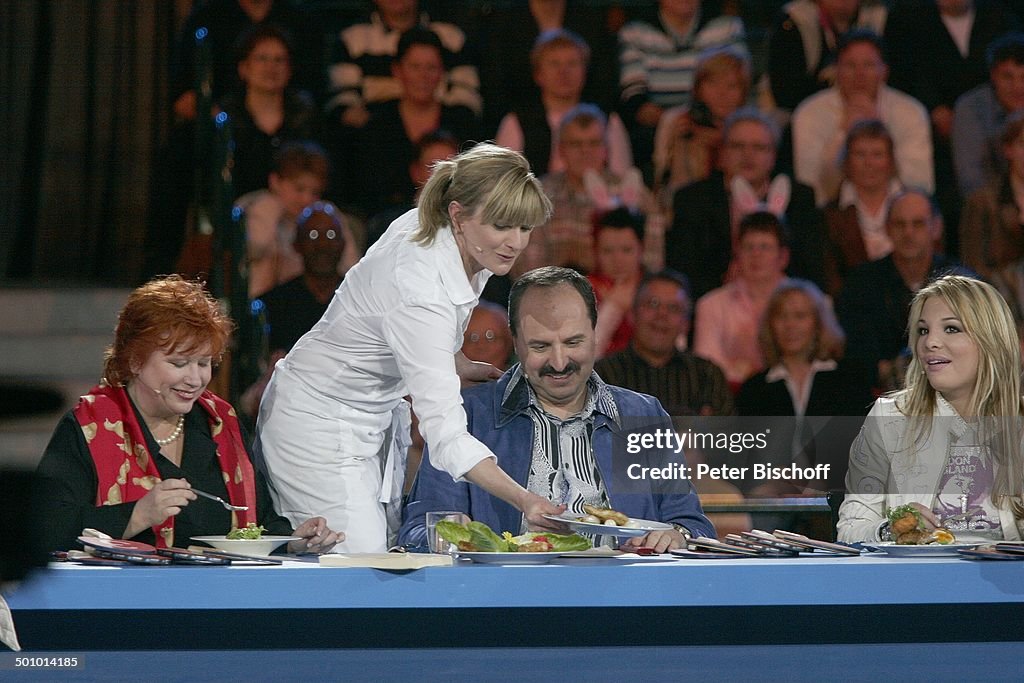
[{"left": 838, "top": 396, "right": 1024, "bottom": 542}]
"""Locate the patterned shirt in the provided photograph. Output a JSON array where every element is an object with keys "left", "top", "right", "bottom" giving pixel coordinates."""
[{"left": 501, "top": 367, "right": 619, "bottom": 534}]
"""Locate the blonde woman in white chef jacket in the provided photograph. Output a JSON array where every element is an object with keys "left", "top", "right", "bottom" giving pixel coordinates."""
[{"left": 256, "top": 142, "right": 564, "bottom": 552}]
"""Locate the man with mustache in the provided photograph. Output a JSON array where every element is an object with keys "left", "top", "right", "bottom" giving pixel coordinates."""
[{"left": 398, "top": 266, "right": 714, "bottom": 553}]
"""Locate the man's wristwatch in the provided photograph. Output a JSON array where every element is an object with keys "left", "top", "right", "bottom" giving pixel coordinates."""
[{"left": 671, "top": 523, "right": 692, "bottom": 543}]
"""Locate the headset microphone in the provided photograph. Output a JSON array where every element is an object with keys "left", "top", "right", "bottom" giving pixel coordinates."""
[{"left": 138, "top": 380, "right": 162, "bottom": 395}]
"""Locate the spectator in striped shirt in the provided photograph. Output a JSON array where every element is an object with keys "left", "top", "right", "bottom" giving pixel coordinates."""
[
  {"left": 324, "top": 0, "right": 480, "bottom": 129},
  {"left": 617, "top": 0, "right": 746, "bottom": 172}
]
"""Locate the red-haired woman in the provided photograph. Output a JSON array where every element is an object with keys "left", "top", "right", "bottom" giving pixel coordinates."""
[{"left": 35, "top": 276, "right": 342, "bottom": 554}]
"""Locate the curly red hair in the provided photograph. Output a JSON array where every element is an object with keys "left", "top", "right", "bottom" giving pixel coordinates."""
[{"left": 103, "top": 276, "right": 233, "bottom": 386}]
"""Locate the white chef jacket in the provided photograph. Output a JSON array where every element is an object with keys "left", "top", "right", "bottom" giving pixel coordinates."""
[
  {"left": 253, "top": 206, "right": 497, "bottom": 548},
  {"left": 284, "top": 207, "right": 496, "bottom": 477}
]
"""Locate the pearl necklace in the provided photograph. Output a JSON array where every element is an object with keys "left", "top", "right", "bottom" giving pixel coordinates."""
[{"left": 155, "top": 414, "right": 185, "bottom": 446}]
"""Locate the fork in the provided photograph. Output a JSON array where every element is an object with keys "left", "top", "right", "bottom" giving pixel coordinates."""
[{"left": 191, "top": 488, "right": 249, "bottom": 511}]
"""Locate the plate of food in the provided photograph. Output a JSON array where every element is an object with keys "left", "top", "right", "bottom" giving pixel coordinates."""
[
  {"left": 866, "top": 542, "right": 979, "bottom": 557},
  {"left": 192, "top": 524, "right": 298, "bottom": 557},
  {"left": 543, "top": 505, "right": 672, "bottom": 538},
  {"left": 436, "top": 520, "right": 591, "bottom": 564},
  {"left": 866, "top": 505, "right": 976, "bottom": 556}
]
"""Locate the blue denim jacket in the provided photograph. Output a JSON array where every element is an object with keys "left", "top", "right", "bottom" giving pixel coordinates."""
[{"left": 398, "top": 366, "right": 715, "bottom": 547}]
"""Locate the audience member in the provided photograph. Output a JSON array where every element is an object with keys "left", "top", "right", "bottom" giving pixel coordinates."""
[
  {"left": 952, "top": 31, "right": 1024, "bottom": 197},
  {"left": 652, "top": 46, "right": 752, "bottom": 210},
  {"left": 666, "top": 107, "right": 824, "bottom": 299},
  {"left": 838, "top": 275, "right": 1024, "bottom": 543},
  {"left": 363, "top": 129, "right": 460, "bottom": 250},
  {"left": 822, "top": 119, "right": 901, "bottom": 296},
  {"left": 792, "top": 30, "right": 933, "bottom": 206},
  {"left": 736, "top": 278, "right": 871, "bottom": 504},
  {"left": 325, "top": 0, "right": 479, "bottom": 129},
  {"left": 496, "top": 30, "right": 633, "bottom": 178},
  {"left": 886, "top": 1, "right": 1015, "bottom": 137},
  {"left": 218, "top": 24, "right": 318, "bottom": 199},
  {"left": 461, "top": 302, "right": 514, "bottom": 370},
  {"left": 694, "top": 211, "right": 791, "bottom": 389},
  {"left": 356, "top": 27, "right": 481, "bottom": 214},
  {"left": 737, "top": 278, "right": 871, "bottom": 419},
  {"left": 588, "top": 208, "right": 648, "bottom": 357},
  {"left": 596, "top": 271, "right": 734, "bottom": 416},
  {"left": 398, "top": 266, "right": 715, "bottom": 552},
  {"left": 618, "top": 0, "right": 747, "bottom": 168},
  {"left": 34, "top": 276, "right": 341, "bottom": 554},
  {"left": 767, "top": 0, "right": 888, "bottom": 113},
  {"left": 837, "top": 189, "right": 973, "bottom": 390},
  {"left": 538, "top": 105, "right": 658, "bottom": 273},
  {"left": 479, "top": 0, "right": 619, "bottom": 131},
  {"left": 239, "top": 202, "right": 347, "bottom": 420},
  {"left": 885, "top": 0, "right": 1018, "bottom": 253},
  {"left": 171, "top": 0, "right": 322, "bottom": 122},
  {"left": 258, "top": 202, "right": 346, "bottom": 355},
  {"left": 959, "top": 111, "right": 1024, "bottom": 282},
  {"left": 235, "top": 141, "right": 358, "bottom": 297},
  {"left": 150, "top": 5, "right": 321, "bottom": 278}
]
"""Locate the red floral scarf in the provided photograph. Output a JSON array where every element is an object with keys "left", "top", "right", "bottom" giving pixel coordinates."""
[{"left": 73, "top": 385, "right": 256, "bottom": 548}]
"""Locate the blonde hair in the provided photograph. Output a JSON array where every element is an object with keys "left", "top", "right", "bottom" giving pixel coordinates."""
[
  {"left": 896, "top": 275, "right": 1024, "bottom": 514},
  {"left": 414, "top": 142, "right": 552, "bottom": 245},
  {"left": 759, "top": 279, "right": 845, "bottom": 366}
]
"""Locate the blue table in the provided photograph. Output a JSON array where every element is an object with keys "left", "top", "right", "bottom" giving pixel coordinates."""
[{"left": 6, "top": 555, "right": 1024, "bottom": 682}]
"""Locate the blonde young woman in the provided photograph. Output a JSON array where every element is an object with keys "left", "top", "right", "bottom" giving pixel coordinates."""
[
  {"left": 838, "top": 275, "right": 1024, "bottom": 543},
  {"left": 256, "top": 143, "right": 562, "bottom": 553}
]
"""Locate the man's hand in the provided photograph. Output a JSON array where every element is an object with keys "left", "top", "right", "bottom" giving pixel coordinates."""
[{"left": 622, "top": 528, "right": 686, "bottom": 553}]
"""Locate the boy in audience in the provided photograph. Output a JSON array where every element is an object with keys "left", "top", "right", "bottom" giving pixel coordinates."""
[
  {"left": 236, "top": 141, "right": 359, "bottom": 297},
  {"left": 693, "top": 212, "right": 790, "bottom": 390}
]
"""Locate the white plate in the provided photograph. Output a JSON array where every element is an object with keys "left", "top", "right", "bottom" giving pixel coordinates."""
[
  {"left": 191, "top": 535, "right": 300, "bottom": 557},
  {"left": 866, "top": 542, "right": 979, "bottom": 557},
  {"left": 558, "top": 547, "right": 619, "bottom": 558},
  {"left": 542, "top": 513, "right": 673, "bottom": 538},
  {"left": 456, "top": 551, "right": 560, "bottom": 565}
]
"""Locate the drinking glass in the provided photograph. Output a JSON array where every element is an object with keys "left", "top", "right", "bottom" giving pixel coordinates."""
[{"left": 426, "top": 511, "right": 470, "bottom": 554}]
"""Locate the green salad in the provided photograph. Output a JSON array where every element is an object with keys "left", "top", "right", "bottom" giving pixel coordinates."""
[
  {"left": 435, "top": 520, "right": 591, "bottom": 552},
  {"left": 226, "top": 523, "right": 266, "bottom": 540}
]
